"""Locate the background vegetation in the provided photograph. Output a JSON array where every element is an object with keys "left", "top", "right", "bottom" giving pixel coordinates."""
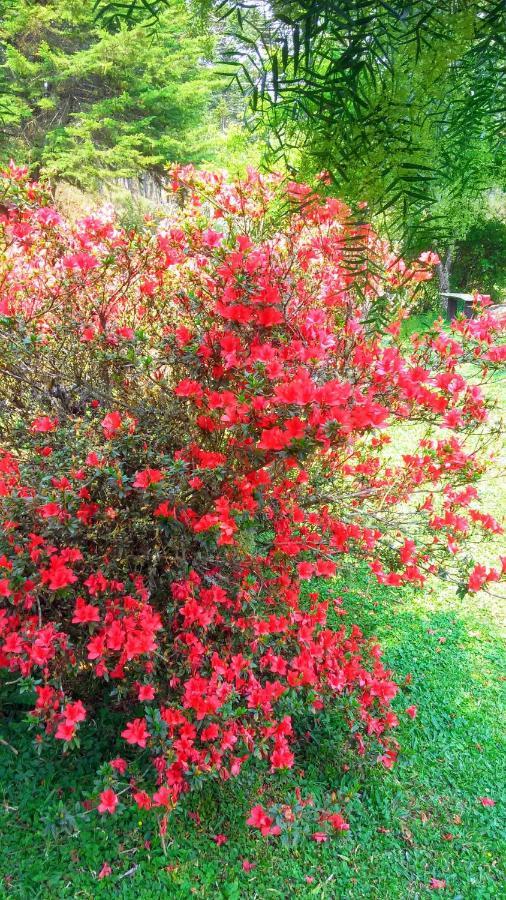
[
  {"left": 0, "top": 0, "right": 256, "bottom": 188},
  {"left": 1, "top": 0, "right": 504, "bottom": 297}
]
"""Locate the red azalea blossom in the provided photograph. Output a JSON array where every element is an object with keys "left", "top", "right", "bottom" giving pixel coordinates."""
[
  {"left": 429, "top": 878, "right": 447, "bottom": 890},
  {"left": 133, "top": 791, "right": 152, "bottom": 811},
  {"left": 133, "top": 468, "right": 165, "bottom": 489},
  {"left": 327, "top": 813, "right": 350, "bottom": 831},
  {"left": 121, "top": 718, "right": 150, "bottom": 748},
  {"left": 110, "top": 757, "right": 128, "bottom": 775},
  {"left": 153, "top": 786, "right": 173, "bottom": 808},
  {"left": 247, "top": 805, "right": 281, "bottom": 837},
  {"left": 31, "top": 416, "right": 58, "bottom": 434},
  {"left": 98, "top": 789, "right": 118, "bottom": 815},
  {"left": 478, "top": 797, "right": 495, "bottom": 807},
  {"left": 212, "top": 834, "right": 228, "bottom": 845},
  {"left": 63, "top": 700, "right": 86, "bottom": 724},
  {"left": 101, "top": 411, "right": 122, "bottom": 438},
  {"left": 55, "top": 721, "right": 75, "bottom": 742},
  {"left": 137, "top": 683, "right": 156, "bottom": 701},
  {"left": 72, "top": 597, "right": 100, "bottom": 624}
]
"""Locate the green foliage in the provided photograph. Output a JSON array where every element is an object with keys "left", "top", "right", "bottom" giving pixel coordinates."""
[
  {"left": 0, "top": 0, "right": 250, "bottom": 187},
  {"left": 86, "top": 1, "right": 506, "bottom": 250},
  {"left": 452, "top": 216, "right": 506, "bottom": 301},
  {"left": 220, "top": 1, "right": 505, "bottom": 244}
]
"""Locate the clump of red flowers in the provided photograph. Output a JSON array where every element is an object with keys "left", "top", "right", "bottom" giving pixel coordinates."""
[
  {"left": 247, "top": 790, "right": 351, "bottom": 844},
  {"left": 0, "top": 160, "right": 504, "bottom": 834}
]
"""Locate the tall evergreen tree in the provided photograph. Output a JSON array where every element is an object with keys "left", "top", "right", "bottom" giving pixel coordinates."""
[{"left": 0, "top": 0, "right": 241, "bottom": 187}]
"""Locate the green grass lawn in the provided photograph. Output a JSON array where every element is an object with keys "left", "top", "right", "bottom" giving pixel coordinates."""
[{"left": 1, "top": 563, "right": 504, "bottom": 899}]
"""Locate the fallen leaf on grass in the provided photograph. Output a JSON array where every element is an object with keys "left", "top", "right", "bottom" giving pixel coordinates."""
[
  {"left": 400, "top": 822, "right": 414, "bottom": 845},
  {"left": 97, "top": 863, "right": 112, "bottom": 880}
]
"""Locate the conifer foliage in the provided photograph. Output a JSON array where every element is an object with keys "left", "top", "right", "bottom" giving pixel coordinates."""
[{"left": 0, "top": 0, "right": 225, "bottom": 186}]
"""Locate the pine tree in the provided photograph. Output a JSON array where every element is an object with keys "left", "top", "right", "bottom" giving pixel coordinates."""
[{"left": 0, "top": 0, "right": 244, "bottom": 187}]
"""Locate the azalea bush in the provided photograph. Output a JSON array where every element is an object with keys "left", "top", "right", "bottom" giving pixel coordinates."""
[{"left": 0, "top": 161, "right": 504, "bottom": 841}]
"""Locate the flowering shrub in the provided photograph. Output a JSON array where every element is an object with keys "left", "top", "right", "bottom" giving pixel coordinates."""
[{"left": 0, "top": 161, "right": 504, "bottom": 837}]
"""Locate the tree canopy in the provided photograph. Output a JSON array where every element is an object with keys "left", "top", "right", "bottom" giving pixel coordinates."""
[
  {"left": 225, "top": 1, "right": 505, "bottom": 245},
  {"left": 0, "top": 0, "right": 246, "bottom": 188},
  {"left": 82, "top": 0, "right": 505, "bottom": 246}
]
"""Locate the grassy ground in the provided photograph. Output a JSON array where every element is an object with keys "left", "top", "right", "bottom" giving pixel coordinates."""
[{"left": 1, "top": 331, "right": 504, "bottom": 899}]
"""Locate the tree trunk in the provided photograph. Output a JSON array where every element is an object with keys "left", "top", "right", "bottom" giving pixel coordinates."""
[{"left": 437, "top": 247, "right": 453, "bottom": 316}]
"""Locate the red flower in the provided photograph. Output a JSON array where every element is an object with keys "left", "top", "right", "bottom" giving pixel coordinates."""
[
  {"left": 212, "top": 834, "right": 228, "bottom": 846},
  {"left": 153, "top": 786, "right": 173, "bottom": 808},
  {"left": 174, "top": 379, "right": 203, "bottom": 400},
  {"left": 133, "top": 468, "right": 165, "bottom": 488},
  {"left": 258, "top": 427, "right": 291, "bottom": 451},
  {"left": 98, "top": 789, "right": 118, "bottom": 815},
  {"left": 2, "top": 633, "right": 23, "bottom": 654},
  {"left": 405, "top": 705, "right": 417, "bottom": 719},
  {"left": 154, "top": 501, "right": 176, "bottom": 518},
  {"left": 133, "top": 790, "right": 152, "bottom": 810},
  {"left": 117, "top": 326, "right": 134, "bottom": 340},
  {"left": 110, "top": 757, "right": 128, "bottom": 775},
  {"left": 31, "top": 416, "right": 58, "bottom": 433},
  {"left": 63, "top": 700, "right": 86, "bottom": 724},
  {"left": 428, "top": 878, "right": 446, "bottom": 890},
  {"left": 327, "top": 813, "right": 349, "bottom": 832},
  {"left": 63, "top": 252, "right": 98, "bottom": 273},
  {"left": 72, "top": 597, "right": 100, "bottom": 624},
  {"left": 246, "top": 805, "right": 281, "bottom": 836},
  {"left": 478, "top": 797, "right": 495, "bottom": 807},
  {"left": 121, "top": 717, "right": 150, "bottom": 748},
  {"left": 242, "top": 859, "right": 256, "bottom": 872},
  {"left": 270, "top": 743, "right": 295, "bottom": 769},
  {"left": 201, "top": 228, "right": 223, "bottom": 248},
  {"left": 311, "top": 832, "right": 328, "bottom": 843},
  {"left": 468, "top": 564, "right": 488, "bottom": 592},
  {"left": 38, "top": 502, "right": 63, "bottom": 518},
  {"left": 137, "top": 683, "right": 156, "bottom": 701},
  {"left": 41, "top": 559, "right": 78, "bottom": 591},
  {"left": 297, "top": 562, "right": 315, "bottom": 579},
  {"left": 55, "top": 721, "right": 75, "bottom": 742},
  {"left": 257, "top": 306, "right": 284, "bottom": 327},
  {"left": 101, "top": 411, "right": 122, "bottom": 438}
]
